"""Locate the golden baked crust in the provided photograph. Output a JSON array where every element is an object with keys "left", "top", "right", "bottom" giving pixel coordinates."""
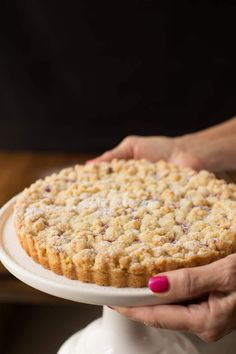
[{"left": 14, "top": 159, "right": 236, "bottom": 287}]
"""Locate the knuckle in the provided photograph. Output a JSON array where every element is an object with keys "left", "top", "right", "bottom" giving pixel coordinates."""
[
  {"left": 182, "top": 269, "right": 195, "bottom": 298},
  {"left": 199, "top": 329, "right": 223, "bottom": 343},
  {"left": 152, "top": 322, "right": 164, "bottom": 329},
  {"left": 103, "top": 150, "right": 112, "bottom": 156},
  {"left": 123, "top": 135, "right": 139, "bottom": 145},
  {"left": 190, "top": 318, "right": 203, "bottom": 334},
  {"left": 187, "top": 311, "right": 207, "bottom": 334},
  {"left": 147, "top": 318, "right": 166, "bottom": 329},
  {"left": 222, "top": 255, "right": 236, "bottom": 288},
  {"left": 143, "top": 319, "right": 158, "bottom": 328},
  {"left": 142, "top": 308, "right": 163, "bottom": 329}
]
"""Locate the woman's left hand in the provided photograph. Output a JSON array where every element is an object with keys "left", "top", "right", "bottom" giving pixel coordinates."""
[{"left": 112, "top": 254, "right": 236, "bottom": 343}]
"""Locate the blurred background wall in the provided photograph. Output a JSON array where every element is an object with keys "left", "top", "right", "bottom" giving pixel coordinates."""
[{"left": 0, "top": 1, "right": 236, "bottom": 152}]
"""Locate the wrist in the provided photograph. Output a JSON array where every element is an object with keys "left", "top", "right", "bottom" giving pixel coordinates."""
[
  {"left": 174, "top": 132, "right": 215, "bottom": 171},
  {"left": 172, "top": 117, "right": 236, "bottom": 172},
  {"left": 175, "top": 131, "right": 236, "bottom": 172}
]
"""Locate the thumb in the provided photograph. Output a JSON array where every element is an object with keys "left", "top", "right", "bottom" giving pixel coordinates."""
[
  {"left": 168, "top": 149, "right": 203, "bottom": 171},
  {"left": 148, "top": 259, "right": 223, "bottom": 302}
]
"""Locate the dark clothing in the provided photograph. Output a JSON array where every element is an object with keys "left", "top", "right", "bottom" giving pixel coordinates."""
[{"left": 0, "top": 1, "right": 236, "bottom": 152}]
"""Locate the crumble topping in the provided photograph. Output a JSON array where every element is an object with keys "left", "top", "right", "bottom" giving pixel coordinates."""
[{"left": 14, "top": 159, "right": 236, "bottom": 280}]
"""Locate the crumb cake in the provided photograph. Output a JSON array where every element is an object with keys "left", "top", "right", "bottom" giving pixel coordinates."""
[{"left": 14, "top": 159, "right": 236, "bottom": 287}]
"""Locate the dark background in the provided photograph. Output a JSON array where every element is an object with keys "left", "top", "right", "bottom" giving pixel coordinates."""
[
  {"left": 0, "top": 0, "right": 236, "bottom": 152},
  {"left": 0, "top": 2, "right": 236, "bottom": 353}
]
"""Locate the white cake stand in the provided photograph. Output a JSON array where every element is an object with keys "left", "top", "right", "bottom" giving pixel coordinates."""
[{"left": 0, "top": 197, "right": 200, "bottom": 354}]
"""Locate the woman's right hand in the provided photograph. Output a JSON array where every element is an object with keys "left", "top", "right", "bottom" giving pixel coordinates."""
[
  {"left": 88, "top": 135, "right": 203, "bottom": 170},
  {"left": 88, "top": 117, "right": 236, "bottom": 172}
]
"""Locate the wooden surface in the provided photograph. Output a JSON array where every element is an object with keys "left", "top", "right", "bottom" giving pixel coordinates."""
[
  {"left": 0, "top": 150, "right": 94, "bottom": 303},
  {"left": 0, "top": 150, "right": 236, "bottom": 303}
]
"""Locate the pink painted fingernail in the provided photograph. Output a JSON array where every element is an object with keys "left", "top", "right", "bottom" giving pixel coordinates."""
[{"left": 148, "top": 276, "right": 169, "bottom": 293}]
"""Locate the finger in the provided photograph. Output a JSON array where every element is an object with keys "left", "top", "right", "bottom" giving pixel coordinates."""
[
  {"left": 87, "top": 136, "right": 138, "bottom": 163},
  {"left": 113, "top": 303, "right": 205, "bottom": 332},
  {"left": 148, "top": 259, "right": 224, "bottom": 302},
  {"left": 87, "top": 143, "right": 133, "bottom": 164},
  {"left": 92, "top": 147, "right": 131, "bottom": 163}
]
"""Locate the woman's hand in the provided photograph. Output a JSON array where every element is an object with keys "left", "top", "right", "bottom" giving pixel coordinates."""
[
  {"left": 88, "top": 135, "right": 203, "bottom": 170},
  {"left": 111, "top": 254, "right": 236, "bottom": 343},
  {"left": 89, "top": 118, "right": 236, "bottom": 341},
  {"left": 88, "top": 117, "right": 236, "bottom": 172}
]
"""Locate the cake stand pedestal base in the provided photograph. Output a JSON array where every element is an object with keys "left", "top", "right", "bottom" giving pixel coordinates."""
[{"left": 58, "top": 306, "right": 198, "bottom": 354}]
